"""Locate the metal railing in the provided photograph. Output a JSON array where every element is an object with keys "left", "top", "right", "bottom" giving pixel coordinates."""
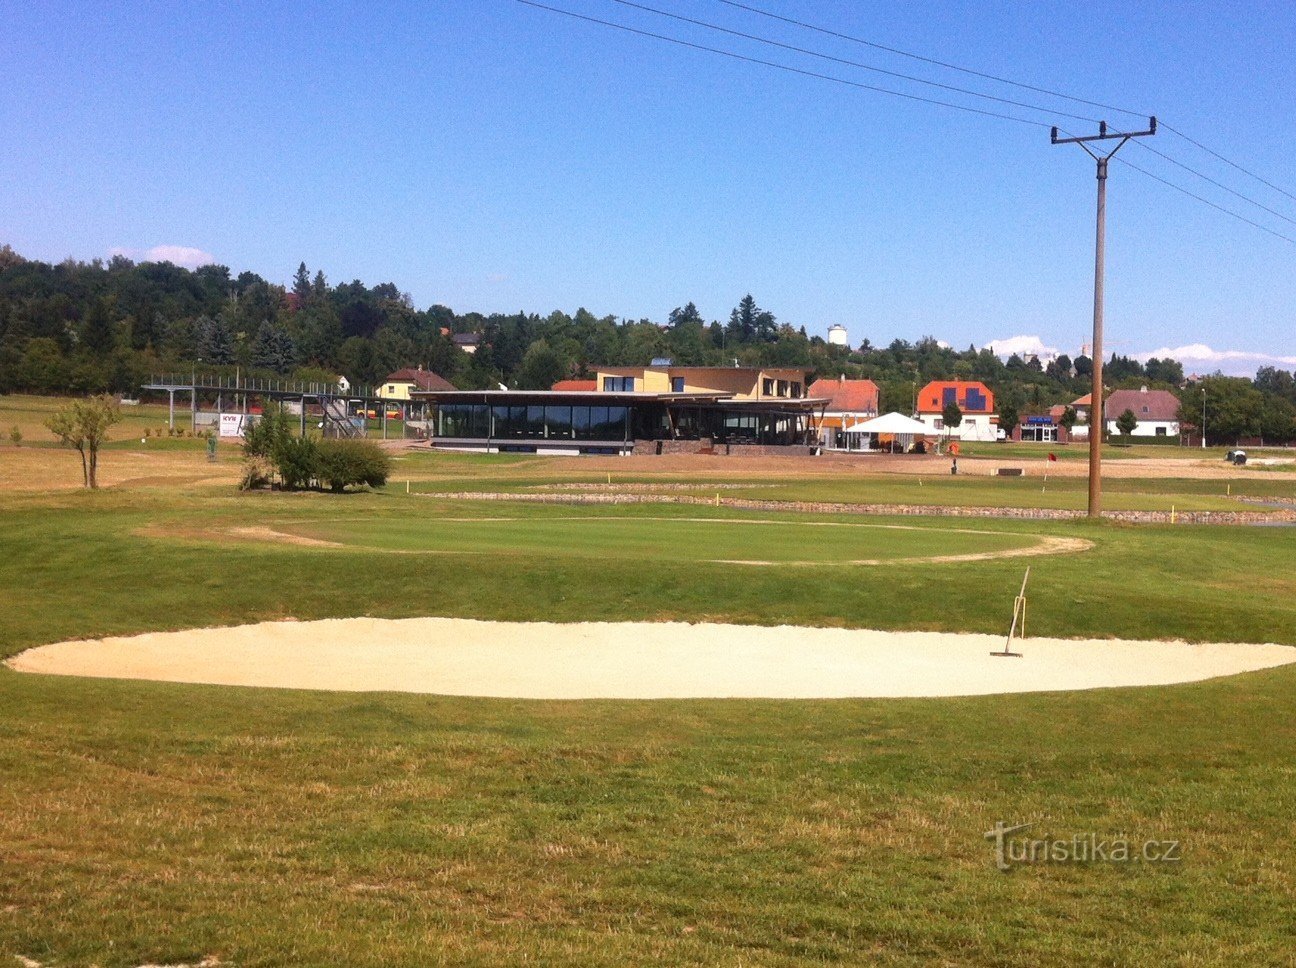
[{"left": 144, "top": 373, "right": 377, "bottom": 398}]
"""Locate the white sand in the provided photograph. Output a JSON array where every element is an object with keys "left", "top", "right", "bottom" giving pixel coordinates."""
[{"left": 8, "top": 618, "right": 1295, "bottom": 699}]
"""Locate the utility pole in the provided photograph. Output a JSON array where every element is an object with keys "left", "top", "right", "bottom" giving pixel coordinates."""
[{"left": 1052, "top": 118, "right": 1157, "bottom": 518}]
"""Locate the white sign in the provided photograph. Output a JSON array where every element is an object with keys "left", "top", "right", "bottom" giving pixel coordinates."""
[{"left": 219, "top": 413, "right": 247, "bottom": 438}]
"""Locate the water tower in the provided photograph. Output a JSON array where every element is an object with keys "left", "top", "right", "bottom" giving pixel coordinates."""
[{"left": 827, "top": 324, "right": 849, "bottom": 347}]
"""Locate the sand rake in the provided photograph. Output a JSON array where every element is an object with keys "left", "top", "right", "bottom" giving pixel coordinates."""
[{"left": 992, "top": 567, "right": 1030, "bottom": 658}]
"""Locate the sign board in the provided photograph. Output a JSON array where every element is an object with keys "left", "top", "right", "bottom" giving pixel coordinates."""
[{"left": 219, "top": 413, "right": 247, "bottom": 438}]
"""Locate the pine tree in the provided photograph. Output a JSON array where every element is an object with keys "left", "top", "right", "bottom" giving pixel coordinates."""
[
  {"left": 252, "top": 321, "right": 296, "bottom": 374},
  {"left": 292, "top": 262, "right": 312, "bottom": 302},
  {"left": 194, "top": 314, "right": 235, "bottom": 365}
]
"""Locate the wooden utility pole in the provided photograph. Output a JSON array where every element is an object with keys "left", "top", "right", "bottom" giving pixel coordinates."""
[{"left": 1052, "top": 118, "right": 1157, "bottom": 518}]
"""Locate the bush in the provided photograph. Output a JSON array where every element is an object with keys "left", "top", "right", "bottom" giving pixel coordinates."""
[
  {"left": 273, "top": 436, "right": 319, "bottom": 490},
  {"left": 314, "top": 439, "right": 391, "bottom": 492},
  {"left": 238, "top": 457, "right": 273, "bottom": 491},
  {"left": 8, "top": 426, "right": 20, "bottom": 446},
  {"left": 244, "top": 405, "right": 291, "bottom": 459}
]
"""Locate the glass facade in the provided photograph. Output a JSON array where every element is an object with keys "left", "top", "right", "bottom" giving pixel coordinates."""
[
  {"left": 434, "top": 396, "right": 810, "bottom": 447},
  {"left": 438, "top": 403, "right": 629, "bottom": 441}
]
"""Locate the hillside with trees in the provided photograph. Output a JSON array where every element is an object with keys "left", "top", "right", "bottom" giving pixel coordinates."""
[{"left": 1, "top": 244, "right": 1293, "bottom": 442}]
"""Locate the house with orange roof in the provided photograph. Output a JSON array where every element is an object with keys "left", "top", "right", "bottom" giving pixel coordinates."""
[
  {"left": 806, "top": 376, "right": 879, "bottom": 449},
  {"left": 915, "top": 380, "right": 998, "bottom": 441}
]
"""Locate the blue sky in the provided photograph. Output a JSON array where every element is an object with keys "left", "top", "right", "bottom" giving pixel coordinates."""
[{"left": 3, "top": 0, "right": 1294, "bottom": 374}]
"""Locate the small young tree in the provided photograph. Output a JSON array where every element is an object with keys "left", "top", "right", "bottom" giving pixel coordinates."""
[
  {"left": 45, "top": 395, "right": 122, "bottom": 488},
  {"left": 1115, "top": 408, "right": 1138, "bottom": 438},
  {"left": 8, "top": 426, "right": 20, "bottom": 447},
  {"left": 941, "top": 401, "right": 963, "bottom": 443},
  {"left": 242, "top": 403, "right": 291, "bottom": 459}
]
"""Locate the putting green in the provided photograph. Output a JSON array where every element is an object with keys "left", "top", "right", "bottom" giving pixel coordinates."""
[{"left": 238, "top": 515, "right": 1087, "bottom": 566}]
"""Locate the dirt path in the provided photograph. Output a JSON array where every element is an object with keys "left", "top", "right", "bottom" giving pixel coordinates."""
[{"left": 9, "top": 617, "right": 1293, "bottom": 699}]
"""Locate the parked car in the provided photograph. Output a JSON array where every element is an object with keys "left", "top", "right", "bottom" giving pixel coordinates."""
[{"left": 1225, "top": 449, "right": 1247, "bottom": 465}]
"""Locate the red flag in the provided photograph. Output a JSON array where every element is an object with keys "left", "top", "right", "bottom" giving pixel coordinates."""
[{"left": 1048, "top": 453, "right": 1058, "bottom": 462}]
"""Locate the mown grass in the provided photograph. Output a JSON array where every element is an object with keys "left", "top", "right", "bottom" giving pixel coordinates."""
[
  {"left": 2, "top": 459, "right": 1296, "bottom": 965},
  {"left": 284, "top": 513, "right": 1038, "bottom": 562},
  {"left": 408, "top": 468, "right": 1293, "bottom": 513}
]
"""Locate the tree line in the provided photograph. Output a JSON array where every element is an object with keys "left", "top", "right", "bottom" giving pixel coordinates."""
[{"left": 1, "top": 244, "right": 1293, "bottom": 442}]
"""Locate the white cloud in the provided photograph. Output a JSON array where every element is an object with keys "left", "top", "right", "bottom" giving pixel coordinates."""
[
  {"left": 983, "top": 334, "right": 1059, "bottom": 360},
  {"left": 109, "top": 245, "right": 216, "bottom": 269},
  {"left": 1136, "top": 343, "right": 1296, "bottom": 377}
]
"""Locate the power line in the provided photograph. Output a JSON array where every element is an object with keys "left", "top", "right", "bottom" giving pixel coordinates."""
[
  {"left": 1133, "top": 140, "right": 1296, "bottom": 227},
  {"left": 717, "top": 0, "right": 1296, "bottom": 209},
  {"left": 520, "top": 0, "right": 1296, "bottom": 247},
  {"left": 1160, "top": 122, "right": 1296, "bottom": 205},
  {"left": 1115, "top": 155, "right": 1296, "bottom": 246},
  {"left": 513, "top": 0, "right": 1054, "bottom": 128},
  {"left": 607, "top": 0, "right": 1101, "bottom": 124},
  {"left": 713, "top": 0, "right": 1149, "bottom": 119}
]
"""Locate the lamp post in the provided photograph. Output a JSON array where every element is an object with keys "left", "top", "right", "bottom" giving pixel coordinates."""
[
  {"left": 1201, "top": 387, "right": 1207, "bottom": 450},
  {"left": 191, "top": 358, "right": 202, "bottom": 432}
]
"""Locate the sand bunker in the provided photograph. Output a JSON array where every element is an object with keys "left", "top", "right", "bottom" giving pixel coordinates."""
[{"left": 9, "top": 618, "right": 1294, "bottom": 699}]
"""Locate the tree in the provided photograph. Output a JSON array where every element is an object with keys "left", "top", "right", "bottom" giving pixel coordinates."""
[
  {"left": 514, "top": 338, "right": 570, "bottom": 389},
  {"left": 998, "top": 402, "right": 1019, "bottom": 440},
  {"left": 728, "top": 294, "right": 777, "bottom": 343},
  {"left": 668, "top": 302, "right": 702, "bottom": 327},
  {"left": 242, "top": 402, "right": 292, "bottom": 459},
  {"left": 81, "top": 298, "right": 117, "bottom": 355},
  {"left": 194, "top": 314, "right": 235, "bottom": 365},
  {"left": 942, "top": 401, "right": 963, "bottom": 441},
  {"left": 1115, "top": 408, "right": 1138, "bottom": 437},
  {"left": 45, "top": 395, "right": 121, "bottom": 488},
  {"left": 251, "top": 321, "right": 296, "bottom": 374},
  {"left": 292, "top": 262, "right": 312, "bottom": 303},
  {"left": 0, "top": 244, "right": 26, "bottom": 269},
  {"left": 1183, "top": 377, "right": 1265, "bottom": 444},
  {"left": 1059, "top": 405, "right": 1078, "bottom": 438}
]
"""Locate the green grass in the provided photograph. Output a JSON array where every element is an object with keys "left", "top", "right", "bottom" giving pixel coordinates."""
[
  {"left": 284, "top": 513, "right": 1039, "bottom": 562},
  {"left": 410, "top": 469, "right": 1294, "bottom": 513},
  {"left": 2, "top": 467, "right": 1296, "bottom": 965}
]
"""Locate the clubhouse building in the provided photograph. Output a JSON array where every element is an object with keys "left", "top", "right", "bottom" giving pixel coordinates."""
[{"left": 412, "top": 364, "right": 825, "bottom": 455}]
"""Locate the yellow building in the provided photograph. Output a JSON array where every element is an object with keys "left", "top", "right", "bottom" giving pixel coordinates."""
[
  {"left": 594, "top": 364, "right": 809, "bottom": 400},
  {"left": 381, "top": 367, "right": 457, "bottom": 401}
]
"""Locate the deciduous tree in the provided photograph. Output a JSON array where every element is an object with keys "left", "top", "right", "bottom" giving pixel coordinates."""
[{"left": 45, "top": 395, "right": 121, "bottom": 488}]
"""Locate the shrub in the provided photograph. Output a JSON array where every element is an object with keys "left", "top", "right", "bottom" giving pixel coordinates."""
[
  {"left": 238, "top": 457, "right": 273, "bottom": 491},
  {"left": 8, "top": 426, "right": 20, "bottom": 446},
  {"left": 272, "top": 435, "right": 319, "bottom": 490},
  {"left": 244, "top": 405, "right": 290, "bottom": 459},
  {"left": 314, "top": 439, "right": 391, "bottom": 492}
]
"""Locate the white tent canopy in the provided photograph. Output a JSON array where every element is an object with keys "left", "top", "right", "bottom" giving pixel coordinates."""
[{"left": 843, "top": 412, "right": 932, "bottom": 435}]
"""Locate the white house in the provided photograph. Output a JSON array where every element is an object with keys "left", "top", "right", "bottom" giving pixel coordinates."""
[
  {"left": 915, "top": 380, "right": 999, "bottom": 442},
  {"left": 1104, "top": 386, "right": 1181, "bottom": 437}
]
